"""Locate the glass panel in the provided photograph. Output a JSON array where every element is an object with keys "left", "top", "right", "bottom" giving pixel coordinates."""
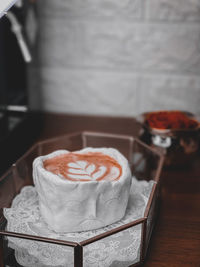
[
  {"left": 0, "top": 170, "right": 15, "bottom": 208},
  {"left": 2, "top": 182, "right": 76, "bottom": 267},
  {"left": 131, "top": 139, "right": 162, "bottom": 182},
  {"left": 39, "top": 133, "right": 82, "bottom": 155},
  {"left": 2, "top": 236, "right": 74, "bottom": 267},
  {"left": 14, "top": 145, "right": 39, "bottom": 193},
  {"left": 83, "top": 133, "right": 133, "bottom": 161},
  {"left": 144, "top": 184, "right": 159, "bottom": 257},
  {"left": 83, "top": 223, "right": 142, "bottom": 267}
]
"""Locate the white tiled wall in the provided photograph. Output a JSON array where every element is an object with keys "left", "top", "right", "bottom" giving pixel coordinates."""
[{"left": 28, "top": 0, "right": 200, "bottom": 116}]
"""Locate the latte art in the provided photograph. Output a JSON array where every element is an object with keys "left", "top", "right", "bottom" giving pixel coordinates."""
[
  {"left": 33, "top": 147, "right": 132, "bottom": 232},
  {"left": 44, "top": 152, "right": 122, "bottom": 182}
]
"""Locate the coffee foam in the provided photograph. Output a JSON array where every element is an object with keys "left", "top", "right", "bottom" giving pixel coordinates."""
[{"left": 43, "top": 152, "right": 122, "bottom": 182}]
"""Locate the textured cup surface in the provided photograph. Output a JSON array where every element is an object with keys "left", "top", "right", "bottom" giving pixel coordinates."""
[{"left": 33, "top": 147, "right": 132, "bottom": 232}]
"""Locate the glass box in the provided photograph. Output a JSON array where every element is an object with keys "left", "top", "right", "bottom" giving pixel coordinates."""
[{"left": 0, "top": 131, "right": 164, "bottom": 266}]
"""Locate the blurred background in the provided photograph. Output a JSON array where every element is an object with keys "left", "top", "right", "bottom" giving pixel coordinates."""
[
  {"left": 1, "top": 0, "right": 200, "bottom": 117},
  {"left": 29, "top": 0, "right": 200, "bottom": 116}
]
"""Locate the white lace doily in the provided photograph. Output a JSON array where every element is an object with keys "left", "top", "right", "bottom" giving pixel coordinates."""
[{"left": 4, "top": 178, "right": 154, "bottom": 267}]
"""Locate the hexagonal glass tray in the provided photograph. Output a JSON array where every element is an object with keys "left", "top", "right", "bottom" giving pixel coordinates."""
[{"left": 0, "top": 131, "right": 164, "bottom": 267}]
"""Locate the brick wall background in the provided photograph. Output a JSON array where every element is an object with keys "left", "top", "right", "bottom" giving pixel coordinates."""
[{"left": 28, "top": 0, "right": 200, "bottom": 116}]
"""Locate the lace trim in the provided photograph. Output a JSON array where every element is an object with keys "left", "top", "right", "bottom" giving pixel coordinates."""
[{"left": 4, "top": 177, "right": 154, "bottom": 267}]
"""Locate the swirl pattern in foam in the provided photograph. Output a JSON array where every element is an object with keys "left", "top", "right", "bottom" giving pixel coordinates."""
[
  {"left": 33, "top": 147, "right": 132, "bottom": 232},
  {"left": 43, "top": 152, "right": 122, "bottom": 182}
]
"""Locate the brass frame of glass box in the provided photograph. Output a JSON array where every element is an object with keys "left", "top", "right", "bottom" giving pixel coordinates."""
[{"left": 0, "top": 131, "right": 164, "bottom": 267}]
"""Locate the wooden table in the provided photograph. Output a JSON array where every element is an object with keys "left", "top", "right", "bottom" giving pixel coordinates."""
[{"left": 37, "top": 113, "right": 200, "bottom": 267}]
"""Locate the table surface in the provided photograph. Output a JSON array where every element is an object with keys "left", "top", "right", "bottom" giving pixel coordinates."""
[{"left": 37, "top": 113, "right": 200, "bottom": 267}]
